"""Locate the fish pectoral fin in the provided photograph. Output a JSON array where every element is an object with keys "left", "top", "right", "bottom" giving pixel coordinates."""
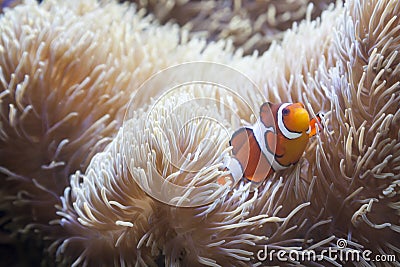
[
  {"left": 265, "top": 131, "right": 285, "bottom": 157},
  {"left": 275, "top": 137, "right": 285, "bottom": 157}
]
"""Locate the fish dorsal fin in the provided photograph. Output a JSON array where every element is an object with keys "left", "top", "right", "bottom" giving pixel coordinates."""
[
  {"left": 258, "top": 102, "right": 284, "bottom": 157},
  {"left": 259, "top": 102, "right": 276, "bottom": 129}
]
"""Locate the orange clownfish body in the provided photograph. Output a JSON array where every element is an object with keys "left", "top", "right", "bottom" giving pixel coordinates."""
[{"left": 219, "top": 102, "right": 323, "bottom": 188}]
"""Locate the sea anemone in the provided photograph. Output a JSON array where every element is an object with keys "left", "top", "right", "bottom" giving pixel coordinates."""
[
  {"left": 0, "top": 0, "right": 399, "bottom": 266},
  {"left": 0, "top": 0, "right": 22, "bottom": 13},
  {"left": 131, "top": 0, "right": 336, "bottom": 55}
]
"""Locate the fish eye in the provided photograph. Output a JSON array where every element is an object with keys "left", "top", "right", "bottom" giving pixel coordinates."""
[{"left": 282, "top": 108, "right": 290, "bottom": 116}]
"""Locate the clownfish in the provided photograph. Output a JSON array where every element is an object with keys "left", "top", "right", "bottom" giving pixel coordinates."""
[{"left": 218, "top": 102, "right": 323, "bottom": 189}]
